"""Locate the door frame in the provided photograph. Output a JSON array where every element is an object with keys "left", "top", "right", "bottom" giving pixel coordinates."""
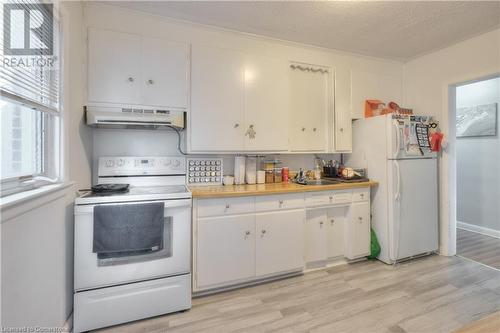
[{"left": 441, "top": 71, "right": 500, "bottom": 256}]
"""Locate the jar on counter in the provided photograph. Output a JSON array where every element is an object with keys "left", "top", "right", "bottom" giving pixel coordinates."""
[
  {"left": 265, "top": 170, "right": 274, "bottom": 183},
  {"left": 274, "top": 168, "right": 282, "bottom": 183}
]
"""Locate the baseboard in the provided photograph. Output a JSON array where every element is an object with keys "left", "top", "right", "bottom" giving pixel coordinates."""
[
  {"left": 63, "top": 311, "right": 73, "bottom": 332},
  {"left": 458, "top": 221, "right": 500, "bottom": 239}
]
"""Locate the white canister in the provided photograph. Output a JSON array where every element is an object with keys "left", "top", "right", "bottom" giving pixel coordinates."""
[
  {"left": 234, "top": 156, "right": 246, "bottom": 185},
  {"left": 245, "top": 157, "right": 257, "bottom": 184},
  {"left": 223, "top": 175, "right": 235, "bottom": 186},
  {"left": 257, "top": 170, "right": 266, "bottom": 184}
]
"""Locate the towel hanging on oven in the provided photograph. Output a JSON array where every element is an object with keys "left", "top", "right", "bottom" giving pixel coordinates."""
[{"left": 92, "top": 202, "right": 164, "bottom": 259}]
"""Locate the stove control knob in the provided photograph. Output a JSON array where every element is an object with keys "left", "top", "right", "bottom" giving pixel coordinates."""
[
  {"left": 117, "top": 159, "right": 125, "bottom": 167},
  {"left": 163, "top": 159, "right": 172, "bottom": 166},
  {"left": 173, "top": 160, "right": 181, "bottom": 168},
  {"left": 105, "top": 160, "right": 115, "bottom": 167}
]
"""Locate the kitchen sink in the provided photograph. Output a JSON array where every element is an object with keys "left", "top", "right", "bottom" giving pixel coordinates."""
[{"left": 297, "top": 179, "right": 342, "bottom": 186}]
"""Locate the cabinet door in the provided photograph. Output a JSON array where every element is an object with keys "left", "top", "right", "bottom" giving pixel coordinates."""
[
  {"left": 196, "top": 215, "right": 255, "bottom": 288},
  {"left": 290, "top": 66, "right": 329, "bottom": 152},
  {"left": 190, "top": 45, "right": 245, "bottom": 151},
  {"left": 345, "top": 202, "right": 371, "bottom": 259},
  {"left": 304, "top": 209, "right": 328, "bottom": 263},
  {"left": 334, "top": 68, "right": 352, "bottom": 152},
  {"left": 244, "top": 55, "right": 289, "bottom": 151},
  {"left": 141, "top": 37, "right": 188, "bottom": 108},
  {"left": 326, "top": 207, "right": 346, "bottom": 258},
  {"left": 88, "top": 28, "right": 142, "bottom": 105},
  {"left": 255, "top": 209, "right": 304, "bottom": 276}
]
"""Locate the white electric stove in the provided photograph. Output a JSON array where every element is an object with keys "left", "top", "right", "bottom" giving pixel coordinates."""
[{"left": 73, "top": 156, "right": 192, "bottom": 333}]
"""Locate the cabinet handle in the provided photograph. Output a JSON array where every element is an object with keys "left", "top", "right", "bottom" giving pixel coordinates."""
[
  {"left": 329, "top": 196, "right": 333, "bottom": 201},
  {"left": 225, "top": 204, "right": 230, "bottom": 211},
  {"left": 319, "top": 221, "right": 324, "bottom": 227},
  {"left": 245, "top": 231, "right": 251, "bottom": 236},
  {"left": 360, "top": 193, "right": 365, "bottom": 198},
  {"left": 358, "top": 217, "right": 363, "bottom": 223},
  {"left": 279, "top": 200, "right": 284, "bottom": 206},
  {"left": 330, "top": 219, "right": 335, "bottom": 225},
  {"left": 301, "top": 127, "right": 306, "bottom": 132},
  {"left": 261, "top": 230, "right": 266, "bottom": 235},
  {"left": 127, "top": 77, "right": 134, "bottom": 82},
  {"left": 313, "top": 128, "right": 317, "bottom": 132},
  {"left": 340, "top": 128, "right": 344, "bottom": 132},
  {"left": 147, "top": 79, "right": 154, "bottom": 85},
  {"left": 234, "top": 123, "right": 239, "bottom": 128}
]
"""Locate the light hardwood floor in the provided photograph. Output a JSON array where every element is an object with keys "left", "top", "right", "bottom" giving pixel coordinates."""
[
  {"left": 94, "top": 255, "right": 500, "bottom": 333},
  {"left": 457, "top": 228, "right": 500, "bottom": 270}
]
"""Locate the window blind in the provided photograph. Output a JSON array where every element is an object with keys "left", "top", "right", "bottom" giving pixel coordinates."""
[{"left": 0, "top": 0, "right": 60, "bottom": 113}]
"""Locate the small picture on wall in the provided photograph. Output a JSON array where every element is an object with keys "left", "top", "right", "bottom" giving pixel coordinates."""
[{"left": 456, "top": 103, "right": 497, "bottom": 137}]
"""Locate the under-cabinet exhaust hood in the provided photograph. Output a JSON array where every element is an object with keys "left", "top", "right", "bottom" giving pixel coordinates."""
[{"left": 85, "top": 106, "right": 185, "bottom": 129}]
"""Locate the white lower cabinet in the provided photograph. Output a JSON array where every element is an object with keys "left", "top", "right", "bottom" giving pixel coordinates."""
[
  {"left": 196, "top": 214, "right": 255, "bottom": 288},
  {"left": 255, "top": 209, "right": 305, "bottom": 276},
  {"left": 194, "top": 187, "right": 371, "bottom": 292},
  {"left": 326, "top": 207, "right": 346, "bottom": 258},
  {"left": 305, "top": 209, "right": 328, "bottom": 263},
  {"left": 345, "top": 202, "right": 371, "bottom": 259}
]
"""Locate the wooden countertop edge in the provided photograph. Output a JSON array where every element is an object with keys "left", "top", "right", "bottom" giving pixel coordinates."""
[{"left": 189, "top": 181, "right": 378, "bottom": 198}]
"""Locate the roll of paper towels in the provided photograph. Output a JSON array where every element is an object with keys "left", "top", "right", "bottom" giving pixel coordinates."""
[
  {"left": 245, "top": 157, "right": 257, "bottom": 184},
  {"left": 234, "top": 156, "right": 246, "bottom": 185}
]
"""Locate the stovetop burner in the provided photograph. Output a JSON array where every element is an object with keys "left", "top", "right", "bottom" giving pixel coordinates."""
[{"left": 91, "top": 183, "right": 130, "bottom": 194}]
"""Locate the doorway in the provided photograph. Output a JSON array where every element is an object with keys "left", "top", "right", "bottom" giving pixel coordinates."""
[{"left": 454, "top": 76, "right": 500, "bottom": 270}]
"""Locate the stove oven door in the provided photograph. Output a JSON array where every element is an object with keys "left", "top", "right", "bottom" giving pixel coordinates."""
[{"left": 74, "top": 199, "right": 191, "bottom": 291}]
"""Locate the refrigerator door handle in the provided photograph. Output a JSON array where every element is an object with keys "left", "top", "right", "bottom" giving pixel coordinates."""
[
  {"left": 392, "top": 121, "right": 401, "bottom": 159},
  {"left": 394, "top": 160, "right": 401, "bottom": 201}
]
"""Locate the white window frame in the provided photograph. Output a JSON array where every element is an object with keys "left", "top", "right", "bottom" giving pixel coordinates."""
[{"left": 0, "top": 2, "right": 63, "bottom": 197}]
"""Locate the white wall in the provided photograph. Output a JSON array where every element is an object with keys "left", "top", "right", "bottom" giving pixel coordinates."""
[
  {"left": 1, "top": 186, "right": 74, "bottom": 328},
  {"left": 83, "top": 2, "right": 404, "bottom": 183},
  {"left": 404, "top": 28, "right": 500, "bottom": 255},
  {"left": 456, "top": 77, "right": 500, "bottom": 232}
]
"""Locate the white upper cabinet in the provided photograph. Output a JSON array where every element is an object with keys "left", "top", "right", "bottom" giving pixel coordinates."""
[
  {"left": 87, "top": 28, "right": 188, "bottom": 109},
  {"left": 289, "top": 64, "right": 330, "bottom": 152},
  {"left": 88, "top": 28, "right": 142, "bottom": 105},
  {"left": 334, "top": 68, "right": 353, "bottom": 152},
  {"left": 350, "top": 69, "right": 402, "bottom": 119},
  {"left": 243, "top": 54, "right": 289, "bottom": 151},
  {"left": 190, "top": 44, "right": 289, "bottom": 152},
  {"left": 141, "top": 37, "right": 188, "bottom": 108},
  {"left": 190, "top": 45, "right": 246, "bottom": 151}
]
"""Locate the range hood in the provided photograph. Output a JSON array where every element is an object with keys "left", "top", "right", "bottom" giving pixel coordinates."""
[{"left": 85, "top": 106, "right": 185, "bottom": 129}]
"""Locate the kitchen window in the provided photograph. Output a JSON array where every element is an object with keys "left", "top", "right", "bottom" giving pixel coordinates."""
[{"left": 0, "top": 1, "right": 61, "bottom": 197}]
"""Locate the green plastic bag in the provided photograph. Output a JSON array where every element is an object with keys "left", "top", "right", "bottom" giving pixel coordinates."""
[{"left": 367, "top": 227, "right": 381, "bottom": 259}]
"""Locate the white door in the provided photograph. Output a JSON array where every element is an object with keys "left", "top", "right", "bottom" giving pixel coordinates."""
[
  {"left": 190, "top": 45, "right": 245, "bottom": 151},
  {"left": 290, "top": 65, "right": 329, "bottom": 152},
  {"left": 388, "top": 158, "right": 438, "bottom": 261},
  {"left": 345, "top": 202, "right": 371, "bottom": 259},
  {"left": 196, "top": 214, "right": 255, "bottom": 288},
  {"left": 244, "top": 54, "right": 289, "bottom": 151},
  {"left": 141, "top": 37, "right": 188, "bottom": 108},
  {"left": 305, "top": 209, "right": 328, "bottom": 262},
  {"left": 87, "top": 28, "right": 142, "bottom": 105},
  {"left": 326, "top": 207, "right": 346, "bottom": 258},
  {"left": 255, "top": 209, "right": 304, "bottom": 276}
]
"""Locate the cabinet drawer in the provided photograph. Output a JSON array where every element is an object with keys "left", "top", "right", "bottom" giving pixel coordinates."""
[
  {"left": 352, "top": 188, "right": 369, "bottom": 202},
  {"left": 197, "top": 197, "right": 255, "bottom": 217},
  {"left": 255, "top": 193, "right": 304, "bottom": 212},
  {"left": 305, "top": 192, "right": 330, "bottom": 207}
]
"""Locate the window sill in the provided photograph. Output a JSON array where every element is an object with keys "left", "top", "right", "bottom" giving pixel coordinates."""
[{"left": 0, "top": 182, "right": 75, "bottom": 213}]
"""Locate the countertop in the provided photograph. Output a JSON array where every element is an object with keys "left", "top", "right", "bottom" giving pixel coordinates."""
[{"left": 189, "top": 181, "right": 378, "bottom": 198}]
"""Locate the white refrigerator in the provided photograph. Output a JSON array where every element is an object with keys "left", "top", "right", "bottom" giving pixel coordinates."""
[{"left": 347, "top": 114, "right": 438, "bottom": 264}]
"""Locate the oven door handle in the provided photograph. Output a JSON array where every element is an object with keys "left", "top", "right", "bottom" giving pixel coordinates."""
[{"left": 74, "top": 198, "right": 192, "bottom": 214}]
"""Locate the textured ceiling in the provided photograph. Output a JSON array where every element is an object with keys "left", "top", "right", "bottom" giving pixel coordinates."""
[{"left": 109, "top": 1, "right": 500, "bottom": 61}]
